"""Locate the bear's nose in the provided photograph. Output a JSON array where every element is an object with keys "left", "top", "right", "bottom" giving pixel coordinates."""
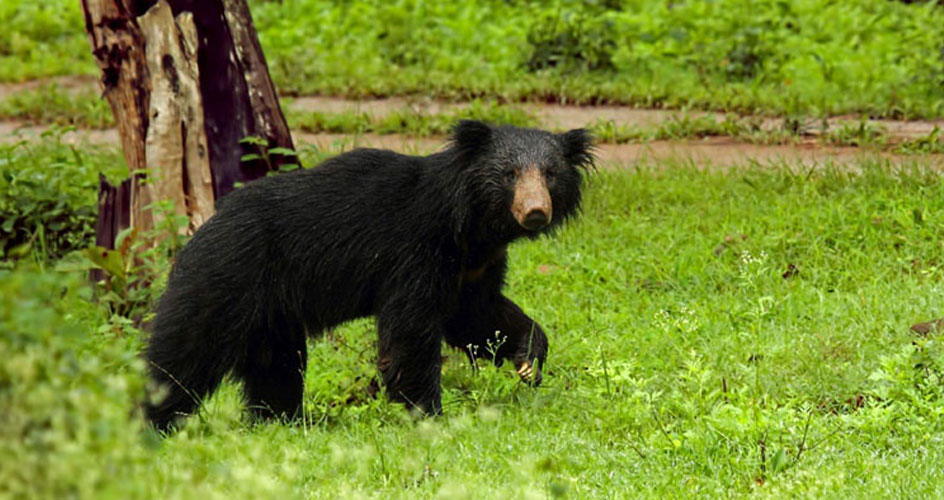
[
  {"left": 512, "top": 169, "right": 553, "bottom": 231},
  {"left": 523, "top": 209, "right": 549, "bottom": 231}
]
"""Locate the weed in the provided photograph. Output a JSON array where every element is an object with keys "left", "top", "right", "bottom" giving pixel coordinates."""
[
  {"left": 0, "top": 129, "right": 125, "bottom": 265},
  {"left": 525, "top": 9, "right": 617, "bottom": 73},
  {"left": 239, "top": 135, "right": 301, "bottom": 175},
  {"left": 823, "top": 119, "right": 885, "bottom": 148},
  {"left": 895, "top": 126, "right": 944, "bottom": 154}
]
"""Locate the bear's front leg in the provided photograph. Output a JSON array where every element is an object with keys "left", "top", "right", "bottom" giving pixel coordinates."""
[
  {"left": 377, "top": 308, "right": 444, "bottom": 415},
  {"left": 445, "top": 294, "right": 549, "bottom": 386}
]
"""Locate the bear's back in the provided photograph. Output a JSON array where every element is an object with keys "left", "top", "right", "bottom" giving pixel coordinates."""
[{"left": 170, "top": 147, "right": 460, "bottom": 330}]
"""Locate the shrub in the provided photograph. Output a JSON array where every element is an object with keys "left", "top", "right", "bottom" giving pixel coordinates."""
[
  {"left": 0, "top": 131, "right": 126, "bottom": 264},
  {"left": 525, "top": 10, "right": 617, "bottom": 73},
  {"left": 0, "top": 267, "right": 151, "bottom": 498}
]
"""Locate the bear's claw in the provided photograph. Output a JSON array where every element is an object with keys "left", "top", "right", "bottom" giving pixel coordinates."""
[{"left": 517, "top": 361, "right": 538, "bottom": 384}]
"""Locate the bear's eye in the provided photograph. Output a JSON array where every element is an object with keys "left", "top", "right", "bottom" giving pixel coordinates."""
[{"left": 503, "top": 170, "right": 517, "bottom": 183}]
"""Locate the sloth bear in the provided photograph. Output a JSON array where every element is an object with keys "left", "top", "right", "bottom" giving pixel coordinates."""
[{"left": 145, "top": 120, "right": 594, "bottom": 430}]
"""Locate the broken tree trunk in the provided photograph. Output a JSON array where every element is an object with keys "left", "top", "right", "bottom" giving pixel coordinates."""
[{"left": 81, "top": 0, "right": 295, "bottom": 248}]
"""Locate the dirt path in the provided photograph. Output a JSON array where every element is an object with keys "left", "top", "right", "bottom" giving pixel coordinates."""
[
  {"left": 291, "top": 96, "right": 944, "bottom": 140},
  {"left": 0, "top": 75, "right": 99, "bottom": 97},
  {"left": 300, "top": 133, "right": 941, "bottom": 168},
  {"left": 2, "top": 76, "right": 941, "bottom": 141},
  {"left": 4, "top": 120, "right": 939, "bottom": 169},
  {"left": 2, "top": 76, "right": 942, "bottom": 168}
]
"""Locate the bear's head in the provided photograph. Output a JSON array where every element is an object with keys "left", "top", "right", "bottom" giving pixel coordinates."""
[{"left": 449, "top": 120, "right": 595, "bottom": 244}]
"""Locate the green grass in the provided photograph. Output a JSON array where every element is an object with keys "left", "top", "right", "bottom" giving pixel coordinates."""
[
  {"left": 286, "top": 99, "right": 537, "bottom": 136},
  {"left": 0, "top": 131, "right": 125, "bottom": 263},
  {"left": 0, "top": 85, "right": 114, "bottom": 129},
  {"left": 0, "top": 2, "right": 95, "bottom": 82},
  {"left": 589, "top": 114, "right": 769, "bottom": 144},
  {"left": 253, "top": 0, "right": 944, "bottom": 118},
  {"left": 4, "top": 138, "right": 944, "bottom": 497},
  {"left": 589, "top": 114, "right": 944, "bottom": 152},
  {"left": 3, "top": 0, "right": 944, "bottom": 118},
  {"left": 0, "top": 89, "right": 535, "bottom": 138},
  {"left": 895, "top": 127, "right": 944, "bottom": 154}
]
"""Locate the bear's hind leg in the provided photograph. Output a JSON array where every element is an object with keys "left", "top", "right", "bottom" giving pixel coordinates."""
[{"left": 239, "top": 322, "right": 307, "bottom": 423}]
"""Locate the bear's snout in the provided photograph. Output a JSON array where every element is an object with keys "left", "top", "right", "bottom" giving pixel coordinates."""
[{"left": 511, "top": 168, "right": 552, "bottom": 231}]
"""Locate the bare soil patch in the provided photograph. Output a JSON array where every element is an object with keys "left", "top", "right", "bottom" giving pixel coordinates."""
[
  {"left": 1, "top": 77, "right": 940, "bottom": 141},
  {"left": 3, "top": 120, "right": 940, "bottom": 169},
  {"left": 299, "top": 133, "right": 940, "bottom": 168},
  {"left": 0, "top": 75, "right": 99, "bottom": 100},
  {"left": 0, "top": 121, "right": 119, "bottom": 145},
  {"left": 2, "top": 77, "right": 942, "bottom": 169},
  {"left": 290, "top": 96, "right": 944, "bottom": 141},
  {"left": 3, "top": 120, "right": 941, "bottom": 168}
]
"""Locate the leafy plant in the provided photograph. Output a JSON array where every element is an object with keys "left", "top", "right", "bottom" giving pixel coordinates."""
[
  {"left": 895, "top": 126, "right": 944, "bottom": 154},
  {"left": 0, "top": 1, "right": 95, "bottom": 81},
  {"left": 0, "top": 130, "right": 125, "bottom": 264},
  {"left": 0, "top": 267, "right": 150, "bottom": 499},
  {"left": 239, "top": 136, "right": 301, "bottom": 176},
  {"left": 822, "top": 118, "right": 888, "bottom": 148},
  {"left": 869, "top": 338, "right": 944, "bottom": 413},
  {"left": 77, "top": 200, "right": 189, "bottom": 325},
  {"left": 525, "top": 9, "right": 617, "bottom": 73}
]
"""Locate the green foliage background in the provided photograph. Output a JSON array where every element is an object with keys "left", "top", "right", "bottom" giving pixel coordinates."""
[
  {"left": 2, "top": 0, "right": 944, "bottom": 117},
  {"left": 0, "top": 132, "right": 125, "bottom": 263}
]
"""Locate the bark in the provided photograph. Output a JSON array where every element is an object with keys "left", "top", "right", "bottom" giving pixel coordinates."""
[
  {"left": 139, "top": 3, "right": 214, "bottom": 229},
  {"left": 82, "top": 0, "right": 295, "bottom": 249},
  {"left": 82, "top": 0, "right": 151, "bottom": 244}
]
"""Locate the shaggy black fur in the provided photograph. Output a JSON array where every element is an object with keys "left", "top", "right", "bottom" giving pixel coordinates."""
[{"left": 144, "top": 120, "right": 594, "bottom": 431}]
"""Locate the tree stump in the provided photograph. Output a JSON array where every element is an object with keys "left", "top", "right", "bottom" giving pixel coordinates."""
[{"left": 81, "top": 0, "right": 296, "bottom": 247}]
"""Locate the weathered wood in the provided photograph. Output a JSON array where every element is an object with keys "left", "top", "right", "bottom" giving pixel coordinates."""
[
  {"left": 81, "top": 0, "right": 151, "bottom": 244},
  {"left": 82, "top": 0, "right": 297, "bottom": 249},
  {"left": 140, "top": 2, "right": 214, "bottom": 230},
  {"left": 93, "top": 177, "right": 131, "bottom": 256},
  {"left": 222, "top": 0, "right": 295, "bottom": 151},
  {"left": 166, "top": 0, "right": 296, "bottom": 197}
]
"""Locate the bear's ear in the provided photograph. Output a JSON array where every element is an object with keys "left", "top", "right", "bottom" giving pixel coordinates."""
[
  {"left": 558, "top": 128, "right": 595, "bottom": 170},
  {"left": 451, "top": 120, "right": 492, "bottom": 161}
]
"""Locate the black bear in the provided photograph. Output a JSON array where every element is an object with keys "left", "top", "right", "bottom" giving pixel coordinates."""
[{"left": 144, "top": 120, "right": 593, "bottom": 431}]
